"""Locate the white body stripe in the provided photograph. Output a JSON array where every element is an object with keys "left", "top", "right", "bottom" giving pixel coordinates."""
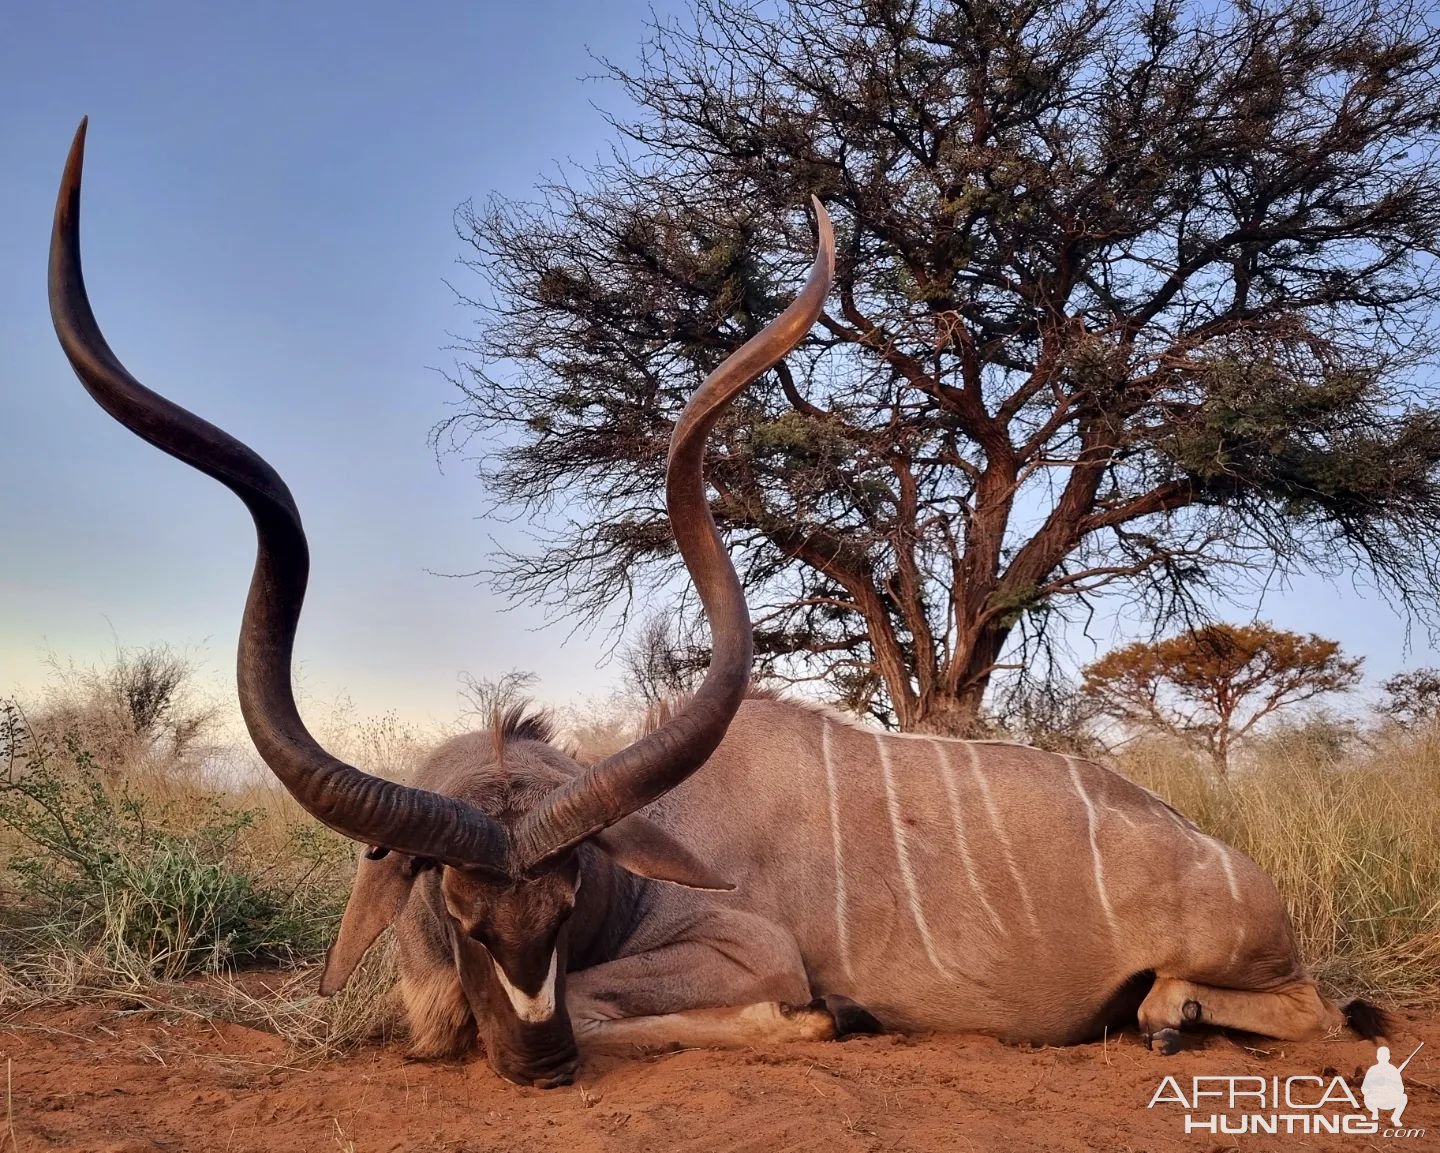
[
  {"left": 820, "top": 719, "right": 854, "bottom": 978},
  {"left": 931, "top": 740, "right": 1006, "bottom": 933},
  {"left": 1132, "top": 781, "right": 1200, "bottom": 834},
  {"left": 960, "top": 742, "right": 1041, "bottom": 933},
  {"left": 876, "top": 735, "right": 950, "bottom": 976},
  {"left": 1065, "top": 757, "right": 1118, "bottom": 937},
  {"left": 1228, "top": 923, "right": 1247, "bottom": 967},
  {"left": 1212, "top": 839, "right": 1242, "bottom": 902},
  {"left": 493, "top": 950, "right": 558, "bottom": 1023}
]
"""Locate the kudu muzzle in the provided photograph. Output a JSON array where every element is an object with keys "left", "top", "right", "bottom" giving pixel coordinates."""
[{"left": 455, "top": 932, "right": 577, "bottom": 1087}]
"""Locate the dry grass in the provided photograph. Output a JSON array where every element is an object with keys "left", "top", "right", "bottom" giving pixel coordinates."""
[
  {"left": 0, "top": 656, "right": 446, "bottom": 1058},
  {"left": 0, "top": 651, "right": 442, "bottom": 1058},
  {"left": 0, "top": 938, "right": 398, "bottom": 1058},
  {"left": 1119, "top": 724, "right": 1440, "bottom": 1006}
]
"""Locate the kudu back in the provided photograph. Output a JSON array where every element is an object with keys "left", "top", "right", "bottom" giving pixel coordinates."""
[{"left": 48, "top": 121, "right": 1385, "bottom": 1089}]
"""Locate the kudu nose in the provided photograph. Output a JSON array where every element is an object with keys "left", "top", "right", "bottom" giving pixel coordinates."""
[
  {"left": 529, "top": 1061, "right": 578, "bottom": 1090},
  {"left": 491, "top": 1044, "right": 578, "bottom": 1089},
  {"left": 485, "top": 1015, "right": 580, "bottom": 1090}
]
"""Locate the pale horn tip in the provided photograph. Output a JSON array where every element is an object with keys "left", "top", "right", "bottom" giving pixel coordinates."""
[{"left": 809, "top": 195, "right": 834, "bottom": 271}]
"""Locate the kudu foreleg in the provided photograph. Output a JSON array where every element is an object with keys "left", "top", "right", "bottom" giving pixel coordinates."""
[
  {"left": 567, "top": 909, "right": 878, "bottom": 1054},
  {"left": 575, "top": 1000, "right": 841, "bottom": 1052},
  {"left": 1139, "top": 976, "right": 1343, "bottom": 1051}
]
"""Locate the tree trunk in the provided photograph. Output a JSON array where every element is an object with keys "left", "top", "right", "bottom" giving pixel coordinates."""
[
  {"left": 907, "top": 686, "right": 993, "bottom": 736},
  {"left": 896, "top": 624, "right": 1010, "bottom": 736},
  {"left": 1211, "top": 699, "right": 1234, "bottom": 774},
  {"left": 1211, "top": 727, "right": 1231, "bottom": 775}
]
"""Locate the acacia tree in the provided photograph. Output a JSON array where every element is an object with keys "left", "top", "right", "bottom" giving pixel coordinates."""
[
  {"left": 23, "top": 645, "right": 220, "bottom": 778},
  {"left": 441, "top": 0, "right": 1440, "bottom": 732},
  {"left": 1081, "top": 622, "right": 1361, "bottom": 769},
  {"left": 458, "top": 668, "right": 538, "bottom": 722},
  {"left": 1378, "top": 667, "right": 1440, "bottom": 727}
]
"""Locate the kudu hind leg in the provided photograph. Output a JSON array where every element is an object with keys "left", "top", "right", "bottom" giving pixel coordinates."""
[{"left": 1139, "top": 976, "right": 1342, "bottom": 1049}]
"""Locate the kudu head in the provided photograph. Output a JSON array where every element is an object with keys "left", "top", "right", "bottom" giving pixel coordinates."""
[{"left": 49, "top": 119, "right": 835, "bottom": 1086}]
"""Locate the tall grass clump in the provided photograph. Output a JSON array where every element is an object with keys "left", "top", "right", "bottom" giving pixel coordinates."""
[
  {"left": 1120, "top": 724, "right": 1440, "bottom": 1006},
  {"left": 0, "top": 700, "right": 350, "bottom": 985}
]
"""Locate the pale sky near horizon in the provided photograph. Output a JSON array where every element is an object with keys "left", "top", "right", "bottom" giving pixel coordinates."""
[{"left": 2, "top": 0, "right": 1438, "bottom": 737}]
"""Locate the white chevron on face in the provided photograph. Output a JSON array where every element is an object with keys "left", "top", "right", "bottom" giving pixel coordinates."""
[{"left": 493, "top": 950, "right": 558, "bottom": 1023}]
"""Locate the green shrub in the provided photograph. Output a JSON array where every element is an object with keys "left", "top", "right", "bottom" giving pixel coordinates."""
[{"left": 0, "top": 700, "right": 347, "bottom": 981}]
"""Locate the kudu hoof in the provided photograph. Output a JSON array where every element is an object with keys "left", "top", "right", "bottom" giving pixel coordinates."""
[
  {"left": 813, "top": 994, "right": 884, "bottom": 1038},
  {"left": 1144, "top": 1027, "right": 1185, "bottom": 1056}
]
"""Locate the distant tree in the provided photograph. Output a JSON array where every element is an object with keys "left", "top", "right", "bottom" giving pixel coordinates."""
[
  {"left": 1081, "top": 623, "right": 1362, "bottom": 770},
  {"left": 558, "top": 698, "right": 642, "bottom": 763},
  {"left": 621, "top": 614, "right": 709, "bottom": 705},
  {"left": 9, "top": 641, "right": 221, "bottom": 788},
  {"left": 458, "top": 668, "right": 538, "bottom": 723},
  {"left": 31, "top": 644, "right": 220, "bottom": 776},
  {"left": 1253, "top": 709, "right": 1364, "bottom": 762},
  {"left": 1378, "top": 667, "right": 1440, "bottom": 728},
  {"left": 442, "top": 0, "right": 1440, "bottom": 733},
  {"left": 106, "top": 645, "right": 190, "bottom": 741}
]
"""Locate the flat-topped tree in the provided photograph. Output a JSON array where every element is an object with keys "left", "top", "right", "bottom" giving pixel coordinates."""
[
  {"left": 1081, "top": 623, "right": 1363, "bottom": 772},
  {"left": 443, "top": 0, "right": 1440, "bottom": 733}
]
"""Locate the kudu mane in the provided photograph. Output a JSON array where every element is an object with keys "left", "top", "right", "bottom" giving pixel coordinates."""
[
  {"left": 642, "top": 686, "right": 785, "bottom": 737},
  {"left": 489, "top": 703, "right": 558, "bottom": 766},
  {"left": 644, "top": 689, "right": 1036, "bottom": 749}
]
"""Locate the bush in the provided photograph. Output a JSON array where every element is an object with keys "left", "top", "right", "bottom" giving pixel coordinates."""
[
  {"left": 0, "top": 700, "right": 348, "bottom": 982},
  {"left": 27, "top": 645, "right": 222, "bottom": 783}
]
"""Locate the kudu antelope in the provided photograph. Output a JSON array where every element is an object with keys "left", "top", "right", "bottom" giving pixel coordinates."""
[{"left": 50, "top": 121, "right": 1384, "bottom": 1089}]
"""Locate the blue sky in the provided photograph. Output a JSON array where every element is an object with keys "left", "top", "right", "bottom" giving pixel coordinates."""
[
  {"left": 1, "top": 1, "right": 1435, "bottom": 730},
  {"left": 0, "top": 1, "right": 695, "bottom": 723}
]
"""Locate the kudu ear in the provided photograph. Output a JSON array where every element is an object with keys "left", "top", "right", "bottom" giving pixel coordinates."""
[
  {"left": 591, "top": 814, "right": 734, "bottom": 891},
  {"left": 319, "top": 847, "right": 429, "bottom": 995}
]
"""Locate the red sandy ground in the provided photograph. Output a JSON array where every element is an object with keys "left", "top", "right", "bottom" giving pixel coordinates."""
[{"left": 1, "top": 1004, "right": 1435, "bottom": 1152}]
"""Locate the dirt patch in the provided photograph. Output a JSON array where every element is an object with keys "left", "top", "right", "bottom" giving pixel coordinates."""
[{"left": 1, "top": 1006, "right": 1435, "bottom": 1152}]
